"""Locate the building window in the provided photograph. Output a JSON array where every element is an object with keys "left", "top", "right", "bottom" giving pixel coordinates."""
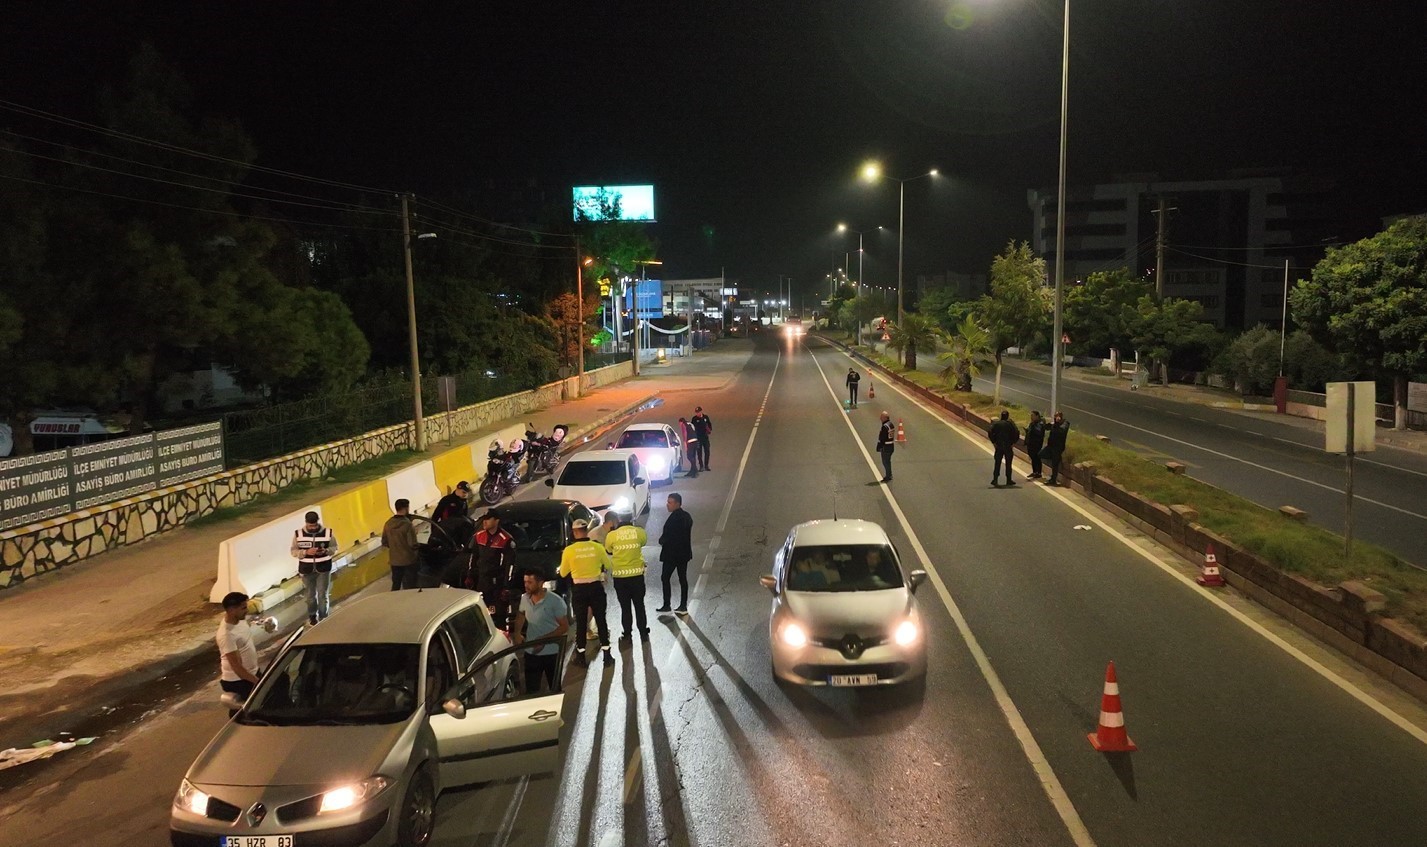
[
  {"left": 1042, "top": 223, "right": 1127, "bottom": 238},
  {"left": 1180, "top": 295, "right": 1221, "bottom": 308},
  {"left": 1261, "top": 291, "right": 1283, "bottom": 308},
  {"left": 1166, "top": 269, "right": 1223, "bottom": 286}
]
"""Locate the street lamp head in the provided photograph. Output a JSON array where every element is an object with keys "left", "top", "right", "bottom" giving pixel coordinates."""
[
  {"left": 929, "top": 169, "right": 939, "bottom": 177},
  {"left": 836, "top": 223, "right": 848, "bottom": 233},
  {"left": 416, "top": 232, "right": 437, "bottom": 240},
  {"left": 861, "top": 161, "right": 882, "bottom": 182},
  {"left": 582, "top": 257, "right": 595, "bottom": 266}
]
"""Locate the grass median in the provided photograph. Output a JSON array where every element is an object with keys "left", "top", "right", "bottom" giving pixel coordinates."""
[{"left": 840, "top": 336, "right": 1427, "bottom": 633}]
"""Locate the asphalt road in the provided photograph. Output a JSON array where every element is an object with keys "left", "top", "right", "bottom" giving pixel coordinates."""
[
  {"left": 954, "top": 358, "right": 1427, "bottom": 567},
  {"left": 6, "top": 335, "right": 1427, "bottom": 846}
]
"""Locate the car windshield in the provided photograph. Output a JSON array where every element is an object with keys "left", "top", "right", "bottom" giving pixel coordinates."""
[
  {"left": 617, "top": 430, "right": 669, "bottom": 449},
  {"left": 240, "top": 643, "right": 420, "bottom": 726},
  {"left": 558, "top": 460, "right": 626, "bottom": 486},
  {"left": 786, "top": 544, "right": 904, "bottom": 592},
  {"left": 503, "top": 515, "right": 566, "bottom": 551}
]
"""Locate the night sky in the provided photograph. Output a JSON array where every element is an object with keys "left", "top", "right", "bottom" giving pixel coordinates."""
[{"left": 5, "top": 1, "right": 1424, "bottom": 302}]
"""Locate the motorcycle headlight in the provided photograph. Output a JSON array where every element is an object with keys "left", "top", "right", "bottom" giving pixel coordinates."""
[
  {"left": 318, "top": 776, "right": 393, "bottom": 814},
  {"left": 175, "top": 779, "right": 210, "bottom": 815},
  {"left": 779, "top": 620, "right": 809, "bottom": 648},
  {"left": 894, "top": 618, "right": 920, "bottom": 647},
  {"left": 612, "top": 496, "right": 632, "bottom": 513}
]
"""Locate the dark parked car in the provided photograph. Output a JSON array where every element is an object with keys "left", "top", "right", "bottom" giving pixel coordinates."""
[{"left": 490, "top": 499, "right": 599, "bottom": 585}]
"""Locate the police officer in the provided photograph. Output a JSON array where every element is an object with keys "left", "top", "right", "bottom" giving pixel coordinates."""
[
  {"left": 846, "top": 368, "right": 861, "bottom": 408},
  {"left": 432, "top": 481, "right": 472, "bottom": 523},
  {"left": 875, "top": 412, "right": 895, "bottom": 482},
  {"left": 474, "top": 511, "right": 516, "bottom": 629},
  {"left": 560, "top": 519, "right": 615, "bottom": 666},
  {"left": 290, "top": 511, "right": 337, "bottom": 624},
  {"left": 988, "top": 410, "right": 1021, "bottom": 487},
  {"left": 691, "top": 406, "right": 713, "bottom": 471},
  {"left": 605, "top": 513, "right": 650, "bottom": 645}
]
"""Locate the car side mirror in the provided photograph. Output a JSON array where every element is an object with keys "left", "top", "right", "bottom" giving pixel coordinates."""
[
  {"left": 632, "top": 477, "right": 645, "bottom": 487},
  {"left": 442, "top": 698, "right": 467, "bottom": 720},
  {"left": 909, "top": 570, "right": 927, "bottom": 593},
  {"left": 759, "top": 574, "right": 778, "bottom": 594},
  {"left": 219, "top": 691, "right": 247, "bottom": 711},
  {"left": 544, "top": 479, "right": 555, "bottom": 488}
]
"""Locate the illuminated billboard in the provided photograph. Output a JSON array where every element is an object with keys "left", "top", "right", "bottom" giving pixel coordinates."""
[{"left": 572, "top": 185, "right": 656, "bottom": 222}]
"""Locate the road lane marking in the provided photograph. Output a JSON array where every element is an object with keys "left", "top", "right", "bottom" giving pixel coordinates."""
[
  {"left": 830, "top": 343, "right": 1427, "bottom": 748},
  {"left": 985, "top": 378, "right": 1427, "bottom": 523},
  {"left": 808, "top": 345, "right": 1097, "bottom": 847}
]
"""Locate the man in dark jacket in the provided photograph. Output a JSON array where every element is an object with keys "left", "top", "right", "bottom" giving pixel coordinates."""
[
  {"left": 846, "top": 368, "right": 861, "bottom": 408},
  {"left": 875, "top": 412, "right": 895, "bottom": 482},
  {"left": 1025, "top": 411, "right": 1047, "bottom": 479},
  {"left": 657, "top": 493, "right": 694, "bottom": 615},
  {"left": 432, "top": 481, "right": 471, "bottom": 523},
  {"left": 1044, "top": 412, "right": 1070, "bottom": 486},
  {"left": 691, "top": 406, "right": 713, "bottom": 471},
  {"left": 381, "top": 499, "right": 419, "bottom": 590},
  {"left": 988, "top": 410, "right": 1021, "bottom": 487},
  {"left": 474, "top": 511, "right": 517, "bottom": 628}
]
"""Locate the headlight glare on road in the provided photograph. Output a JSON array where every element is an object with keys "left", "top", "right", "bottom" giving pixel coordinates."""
[
  {"left": 319, "top": 776, "right": 392, "bottom": 814},
  {"left": 894, "top": 618, "right": 920, "bottom": 647},
  {"left": 175, "top": 779, "right": 209, "bottom": 815},
  {"left": 780, "top": 620, "right": 809, "bottom": 648},
  {"left": 613, "top": 496, "right": 632, "bottom": 513}
]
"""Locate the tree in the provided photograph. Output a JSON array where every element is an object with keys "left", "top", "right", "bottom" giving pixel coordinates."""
[
  {"left": 1127, "top": 296, "right": 1220, "bottom": 383},
  {"left": 977, "top": 241, "right": 1050, "bottom": 404},
  {"left": 917, "top": 285, "right": 975, "bottom": 334},
  {"left": 1215, "top": 326, "right": 1347, "bottom": 395},
  {"left": 1291, "top": 215, "right": 1427, "bottom": 429},
  {"left": 938, "top": 314, "right": 993, "bottom": 392},
  {"left": 885, "top": 313, "right": 942, "bottom": 371},
  {"left": 847, "top": 293, "right": 888, "bottom": 342},
  {"left": 1063, "top": 269, "right": 1152, "bottom": 358}
]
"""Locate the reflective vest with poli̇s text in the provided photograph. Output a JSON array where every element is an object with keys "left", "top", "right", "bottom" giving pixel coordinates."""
[{"left": 605, "top": 524, "right": 648, "bottom": 578}]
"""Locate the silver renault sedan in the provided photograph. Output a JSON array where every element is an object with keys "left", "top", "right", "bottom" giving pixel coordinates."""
[
  {"left": 170, "top": 589, "right": 568, "bottom": 847},
  {"left": 760, "top": 519, "right": 928, "bottom": 687}
]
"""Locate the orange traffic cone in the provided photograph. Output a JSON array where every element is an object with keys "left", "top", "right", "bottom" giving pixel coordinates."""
[
  {"left": 1087, "top": 662, "right": 1137, "bottom": 752},
  {"left": 868, "top": 382, "right": 876, "bottom": 399},
  {"left": 896, "top": 419, "right": 907, "bottom": 443},
  {"left": 1197, "top": 543, "right": 1226, "bottom": 587}
]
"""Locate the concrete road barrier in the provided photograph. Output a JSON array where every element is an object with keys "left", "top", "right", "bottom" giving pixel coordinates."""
[
  {"left": 386, "top": 461, "right": 441, "bottom": 514},
  {"left": 211, "top": 504, "right": 324, "bottom": 602}
]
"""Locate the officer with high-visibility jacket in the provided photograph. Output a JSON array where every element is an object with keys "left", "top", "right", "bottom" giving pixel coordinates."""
[
  {"left": 604, "top": 514, "right": 650, "bottom": 645},
  {"left": 559, "top": 519, "right": 615, "bottom": 665}
]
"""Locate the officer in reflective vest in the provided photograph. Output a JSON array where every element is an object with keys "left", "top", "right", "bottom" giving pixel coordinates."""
[
  {"left": 290, "top": 510, "right": 337, "bottom": 624},
  {"left": 604, "top": 514, "right": 650, "bottom": 645}
]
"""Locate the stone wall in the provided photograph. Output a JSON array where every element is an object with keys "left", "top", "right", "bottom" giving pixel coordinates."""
[{"left": 0, "top": 362, "right": 632, "bottom": 589}]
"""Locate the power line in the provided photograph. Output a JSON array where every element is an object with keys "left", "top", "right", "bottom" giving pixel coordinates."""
[
  {"left": 1168, "top": 240, "right": 1345, "bottom": 252},
  {"left": 1167, "top": 245, "right": 1309, "bottom": 270},
  {"left": 419, "top": 196, "right": 573, "bottom": 240},
  {"left": 0, "top": 98, "right": 397, "bottom": 196}
]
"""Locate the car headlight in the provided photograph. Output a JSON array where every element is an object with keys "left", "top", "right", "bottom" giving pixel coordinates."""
[
  {"left": 175, "top": 779, "right": 210, "bottom": 815},
  {"left": 318, "top": 776, "right": 393, "bottom": 814},
  {"left": 612, "top": 496, "right": 632, "bottom": 513},
  {"left": 648, "top": 456, "right": 668, "bottom": 472},
  {"left": 779, "top": 620, "right": 809, "bottom": 648},
  {"left": 894, "top": 618, "right": 920, "bottom": 647}
]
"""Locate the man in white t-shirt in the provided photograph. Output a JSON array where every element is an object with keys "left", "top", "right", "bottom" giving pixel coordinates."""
[{"left": 217, "top": 592, "right": 261, "bottom": 716}]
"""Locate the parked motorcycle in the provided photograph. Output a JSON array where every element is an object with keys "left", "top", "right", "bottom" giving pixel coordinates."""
[
  {"left": 478, "top": 438, "right": 526, "bottom": 505},
  {"left": 521, "top": 422, "right": 570, "bottom": 481}
]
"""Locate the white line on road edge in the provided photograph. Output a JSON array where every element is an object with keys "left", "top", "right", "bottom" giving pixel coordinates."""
[
  {"left": 808, "top": 346, "right": 1097, "bottom": 847},
  {"left": 991, "top": 374, "right": 1427, "bottom": 518},
  {"left": 620, "top": 349, "right": 784, "bottom": 818},
  {"left": 841, "top": 343, "right": 1427, "bottom": 748}
]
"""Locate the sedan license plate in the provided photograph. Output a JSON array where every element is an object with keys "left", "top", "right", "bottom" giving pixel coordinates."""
[
  {"left": 222, "top": 837, "right": 294, "bottom": 847},
  {"left": 829, "top": 673, "right": 879, "bottom": 686}
]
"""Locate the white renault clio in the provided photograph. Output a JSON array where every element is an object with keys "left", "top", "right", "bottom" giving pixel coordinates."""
[
  {"left": 760, "top": 519, "right": 928, "bottom": 688},
  {"left": 170, "top": 590, "right": 568, "bottom": 847}
]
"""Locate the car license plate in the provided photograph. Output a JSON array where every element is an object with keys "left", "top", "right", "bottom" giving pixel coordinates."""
[
  {"left": 829, "top": 673, "right": 879, "bottom": 686},
  {"left": 222, "top": 837, "right": 294, "bottom": 847}
]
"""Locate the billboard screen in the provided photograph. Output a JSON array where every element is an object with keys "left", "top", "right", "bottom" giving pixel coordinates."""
[{"left": 573, "top": 185, "right": 656, "bottom": 222}]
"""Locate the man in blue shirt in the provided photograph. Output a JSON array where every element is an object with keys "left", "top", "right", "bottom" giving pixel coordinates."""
[{"left": 512, "top": 569, "right": 569, "bottom": 692}]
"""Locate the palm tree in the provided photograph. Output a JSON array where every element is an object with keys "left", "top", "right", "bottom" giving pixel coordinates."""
[
  {"left": 885, "top": 313, "right": 942, "bottom": 371},
  {"left": 939, "top": 314, "right": 993, "bottom": 392}
]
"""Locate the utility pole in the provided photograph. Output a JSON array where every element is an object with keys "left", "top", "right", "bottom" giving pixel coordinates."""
[
  {"left": 1154, "top": 195, "right": 1169, "bottom": 298},
  {"left": 400, "top": 193, "right": 426, "bottom": 452},
  {"left": 574, "top": 241, "right": 584, "bottom": 397},
  {"left": 1278, "top": 258, "right": 1290, "bottom": 377}
]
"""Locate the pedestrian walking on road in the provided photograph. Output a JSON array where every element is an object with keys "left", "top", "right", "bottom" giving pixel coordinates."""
[
  {"left": 846, "top": 368, "right": 861, "bottom": 408},
  {"left": 657, "top": 493, "right": 693, "bottom": 615},
  {"left": 691, "top": 406, "right": 713, "bottom": 471},
  {"left": 290, "top": 511, "right": 337, "bottom": 624},
  {"left": 560, "top": 518, "right": 615, "bottom": 666},
  {"left": 216, "top": 592, "right": 260, "bottom": 716},
  {"left": 989, "top": 410, "right": 1021, "bottom": 486},
  {"left": 1044, "top": 412, "right": 1070, "bottom": 486},
  {"left": 678, "top": 417, "right": 700, "bottom": 477},
  {"left": 381, "top": 499, "right": 419, "bottom": 590},
  {"left": 875, "top": 412, "right": 895, "bottom": 482},
  {"left": 432, "top": 481, "right": 471, "bottom": 523},
  {"left": 1025, "top": 411, "right": 1047, "bottom": 479},
  {"left": 605, "top": 513, "right": 651, "bottom": 644},
  {"left": 512, "top": 570, "right": 569, "bottom": 692}
]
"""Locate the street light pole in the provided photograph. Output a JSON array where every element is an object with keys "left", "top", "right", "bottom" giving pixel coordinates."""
[
  {"left": 897, "top": 180, "right": 906, "bottom": 324},
  {"left": 400, "top": 193, "right": 426, "bottom": 452},
  {"left": 575, "top": 243, "right": 585, "bottom": 397},
  {"left": 1050, "top": 0, "right": 1071, "bottom": 419}
]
